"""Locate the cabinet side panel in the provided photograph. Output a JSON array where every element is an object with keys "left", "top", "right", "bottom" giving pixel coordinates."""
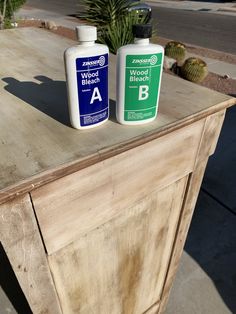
[
  {"left": 0, "top": 194, "right": 62, "bottom": 314},
  {"left": 158, "top": 110, "right": 226, "bottom": 313},
  {"left": 197, "top": 110, "right": 226, "bottom": 162},
  {"left": 48, "top": 177, "right": 188, "bottom": 314}
]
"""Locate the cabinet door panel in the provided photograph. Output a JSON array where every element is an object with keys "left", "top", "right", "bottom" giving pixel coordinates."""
[{"left": 48, "top": 177, "right": 187, "bottom": 314}]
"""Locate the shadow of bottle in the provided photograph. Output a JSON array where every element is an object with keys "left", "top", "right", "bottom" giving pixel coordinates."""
[
  {"left": 2, "top": 76, "right": 118, "bottom": 127},
  {"left": 2, "top": 76, "right": 71, "bottom": 127}
]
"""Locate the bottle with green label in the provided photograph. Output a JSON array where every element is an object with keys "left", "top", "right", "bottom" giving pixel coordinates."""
[{"left": 116, "top": 24, "right": 164, "bottom": 125}]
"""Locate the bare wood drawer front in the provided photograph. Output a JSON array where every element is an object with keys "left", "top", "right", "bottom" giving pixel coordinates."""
[
  {"left": 48, "top": 177, "right": 187, "bottom": 314},
  {"left": 31, "top": 120, "right": 204, "bottom": 255}
]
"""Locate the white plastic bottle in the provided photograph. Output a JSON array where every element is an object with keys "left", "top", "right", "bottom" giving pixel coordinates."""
[
  {"left": 116, "top": 24, "right": 164, "bottom": 125},
  {"left": 64, "top": 26, "right": 109, "bottom": 129}
]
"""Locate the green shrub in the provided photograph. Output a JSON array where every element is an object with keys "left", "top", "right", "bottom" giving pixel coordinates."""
[
  {"left": 4, "top": 17, "right": 12, "bottom": 28},
  {"left": 99, "top": 14, "right": 150, "bottom": 54},
  {"left": 79, "top": 0, "right": 151, "bottom": 54},
  {"left": 181, "top": 57, "right": 208, "bottom": 83},
  {"left": 79, "top": 0, "right": 138, "bottom": 26},
  {"left": 165, "top": 41, "right": 186, "bottom": 63},
  {"left": 0, "top": 0, "right": 26, "bottom": 19}
]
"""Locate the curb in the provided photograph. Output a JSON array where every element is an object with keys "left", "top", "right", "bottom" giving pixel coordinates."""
[{"left": 218, "top": 7, "right": 236, "bottom": 13}]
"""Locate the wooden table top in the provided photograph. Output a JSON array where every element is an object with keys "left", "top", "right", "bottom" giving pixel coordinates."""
[{"left": 0, "top": 27, "right": 235, "bottom": 204}]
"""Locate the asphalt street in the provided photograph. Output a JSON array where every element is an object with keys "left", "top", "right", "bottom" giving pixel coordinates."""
[
  {"left": 151, "top": 7, "right": 236, "bottom": 54},
  {"left": 26, "top": 0, "right": 236, "bottom": 54},
  {"left": 26, "top": 0, "right": 78, "bottom": 15}
]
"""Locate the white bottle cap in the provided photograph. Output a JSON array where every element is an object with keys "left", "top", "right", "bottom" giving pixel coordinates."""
[{"left": 76, "top": 25, "right": 97, "bottom": 42}]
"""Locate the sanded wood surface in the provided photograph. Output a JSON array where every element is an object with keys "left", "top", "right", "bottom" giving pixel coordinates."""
[
  {"left": 48, "top": 177, "right": 187, "bottom": 314},
  {"left": 0, "top": 194, "right": 62, "bottom": 314},
  {"left": 31, "top": 120, "right": 203, "bottom": 254},
  {"left": 158, "top": 110, "right": 226, "bottom": 313},
  {"left": 0, "top": 28, "right": 235, "bottom": 204},
  {"left": 143, "top": 302, "right": 160, "bottom": 314},
  {"left": 196, "top": 110, "right": 226, "bottom": 162}
]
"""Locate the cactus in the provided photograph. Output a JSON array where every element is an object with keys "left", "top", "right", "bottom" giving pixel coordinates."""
[
  {"left": 165, "top": 41, "right": 186, "bottom": 63},
  {"left": 181, "top": 57, "right": 208, "bottom": 83}
]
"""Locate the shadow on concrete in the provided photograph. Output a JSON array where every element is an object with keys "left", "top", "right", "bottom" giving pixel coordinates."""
[
  {"left": 2, "top": 76, "right": 71, "bottom": 127},
  {"left": 0, "top": 243, "right": 32, "bottom": 314},
  {"left": 184, "top": 106, "right": 236, "bottom": 313},
  {"left": 202, "top": 105, "right": 236, "bottom": 214},
  {"left": 184, "top": 191, "right": 236, "bottom": 313}
]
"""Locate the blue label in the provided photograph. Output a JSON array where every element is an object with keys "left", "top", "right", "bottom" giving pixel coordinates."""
[{"left": 76, "top": 54, "right": 108, "bottom": 127}]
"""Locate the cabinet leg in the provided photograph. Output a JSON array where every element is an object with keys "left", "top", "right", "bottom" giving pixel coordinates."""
[
  {"left": 158, "top": 159, "right": 208, "bottom": 313},
  {"left": 0, "top": 194, "right": 62, "bottom": 314}
]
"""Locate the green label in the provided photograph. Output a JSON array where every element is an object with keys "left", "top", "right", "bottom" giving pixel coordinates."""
[{"left": 124, "top": 53, "right": 163, "bottom": 121}]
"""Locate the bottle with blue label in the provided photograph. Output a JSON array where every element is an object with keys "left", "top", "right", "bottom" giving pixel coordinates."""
[
  {"left": 64, "top": 26, "right": 109, "bottom": 129},
  {"left": 116, "top": 24, "right": 164, "bottom": 125}
]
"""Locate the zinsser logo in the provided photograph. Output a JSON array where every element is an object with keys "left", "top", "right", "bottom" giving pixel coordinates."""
[
  {"left": 83, "top": 60, "right": 99, "bottom": 66},
  {"left": 82, "top": 56, "right": 106, "bottom": 67},
  {"left": 132, "top": 55, "right": 158, "bottom": 65}
]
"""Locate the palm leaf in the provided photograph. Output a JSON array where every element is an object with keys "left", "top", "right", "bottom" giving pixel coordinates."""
[
  {"left": 79, "top": 0, "right": 139, "bottom": 26},
  {"left": 98, "top": 13, "right": 149, "bottom": 54},
  {"left": 78, "top": 0, "right": 154, "bottom": 54}
]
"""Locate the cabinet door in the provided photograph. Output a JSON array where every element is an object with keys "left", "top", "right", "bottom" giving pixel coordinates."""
[{"left": 47, "top": 177, "right": 187, "bottom": 314}]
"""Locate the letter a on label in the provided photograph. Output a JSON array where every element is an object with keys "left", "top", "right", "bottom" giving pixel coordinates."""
[
  {"left": 138, "top": 85, "right": 149, "bottom": 100},
  {"left": 90, "top": 87, "right": 102, "bottom": 104}
]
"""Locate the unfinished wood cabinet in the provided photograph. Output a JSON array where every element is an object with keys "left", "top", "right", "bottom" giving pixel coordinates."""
[{"left": 0, "top": 28, "right": 235, "bottom": 314}]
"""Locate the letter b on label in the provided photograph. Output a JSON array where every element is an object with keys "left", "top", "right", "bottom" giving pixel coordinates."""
[{"left": 138, "top": 85, "right": 149, "bottom": 100}]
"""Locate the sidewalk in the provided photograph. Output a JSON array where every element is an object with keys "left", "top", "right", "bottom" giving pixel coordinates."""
[
  {"left": 166, "top": 184, "right": 236, "bottom": 313},
  {"left": 146, "top": 0, "right": 236, "bottom": 16},
  {"left": 16, "top": 5, "right": 80, "bottom": 29}
]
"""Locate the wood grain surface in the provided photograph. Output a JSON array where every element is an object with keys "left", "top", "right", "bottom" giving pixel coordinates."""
[
  {"left": 0, "top": 28, "right": 235, "bottom": 204},
  {"left": 0, "top": 194, "right": 62, "bottom": 314},
  {"left": 31, "top": 120, "right": 203, "bottom": 254},
  {"left": 48, "top": 177, "right": 187, "bottom": 314},
  {"left": 143, "top": 302, "right": 160, "bottom": 314},
  {"left": 158, "top": 110, "right": 226, "bottom": 313}
]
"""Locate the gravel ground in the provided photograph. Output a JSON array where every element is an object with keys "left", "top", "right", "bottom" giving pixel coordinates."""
[
  {"left": 155, "top": 37, "right": 236, "bottom": 65},
  {"left": 15, "top": 20, "right": 236, "bottom": 97},
  {"left": 199, "top": 73, "right": 235, "bottom": 96},
  {"left": 166, "top": 69, "right": 236, "bottom": 97}
]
